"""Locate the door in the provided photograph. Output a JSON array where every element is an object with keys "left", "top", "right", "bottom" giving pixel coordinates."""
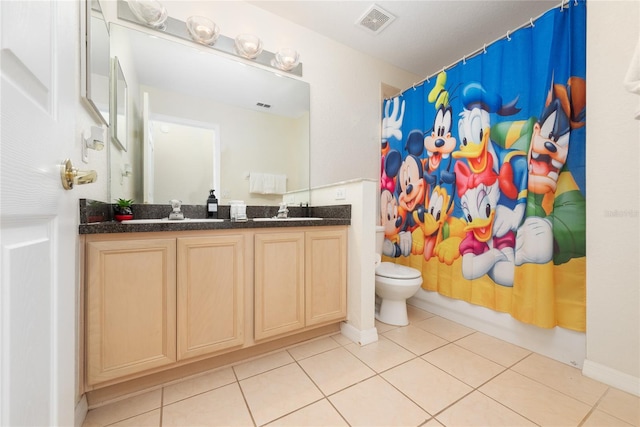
[
  {"left": 1, "top": 1, "right": 77, "bottom": 425},
  {"left": 177, "top": 234, "right": 245, "bottom": 360},
  {"left": 86, "top": 238, "right": 177, "bottom": 385},
  {"left": 305, "top": 228, "right": 348, "bottom": 326},
  {"left": 254, "top": 232, "right": 305, "bottom": 340}
]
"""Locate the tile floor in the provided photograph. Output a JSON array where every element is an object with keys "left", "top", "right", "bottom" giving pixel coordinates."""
[{"left": 83, "top": 306, "right": 640, "bottom": 427}]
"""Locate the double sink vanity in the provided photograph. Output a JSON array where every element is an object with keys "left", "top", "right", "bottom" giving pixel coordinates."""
[
  {"left": 120, "top": 217, "right": 321, "bottom": 223},
  {"left": 79, "top": 0, "right": 348, "bottom": 404},
  {"left": 79, "top": 200, "right": 350, "bottom": 402}
]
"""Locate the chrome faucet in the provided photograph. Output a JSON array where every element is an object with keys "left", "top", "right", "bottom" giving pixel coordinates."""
[
  {"left": 301, "top": 202, "right": 309, "bottom": 218},
  {"left": 276, "top": 202, "right": 289, "bottom": 219},
  {"left": 168, "top": 199, "right": 184, "bottom": 220}
]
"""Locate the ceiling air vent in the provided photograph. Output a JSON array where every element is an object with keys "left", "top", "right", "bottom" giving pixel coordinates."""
[{"left": 356, "top": 4, "right": 396, "bottom": 35}]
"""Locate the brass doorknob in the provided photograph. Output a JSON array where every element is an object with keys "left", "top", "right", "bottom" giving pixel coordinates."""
[{"left": 60, "top": 159, "right": 98, "bottom": 190}]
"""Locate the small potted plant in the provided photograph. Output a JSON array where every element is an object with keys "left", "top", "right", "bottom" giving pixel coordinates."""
[{"left": 114, "top": 198, "right": 134, "bottom": 221}]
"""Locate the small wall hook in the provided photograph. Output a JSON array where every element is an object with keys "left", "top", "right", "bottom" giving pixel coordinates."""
[{"left": 120, "top": 163, "right": 132, "bottom": 184}]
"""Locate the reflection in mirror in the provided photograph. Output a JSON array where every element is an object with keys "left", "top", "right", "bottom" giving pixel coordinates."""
[
  {"left": 85, "top": 0, "right": 110, "bottom": 124},
  {"left": 109, "top": 24, "right": 310, "bottom": 206},
  {"left": 111, "top": 57, "right": 128, "bottom": 151},
  {"left": 146, "top": 118, "right": 220, "bottom": 205}
]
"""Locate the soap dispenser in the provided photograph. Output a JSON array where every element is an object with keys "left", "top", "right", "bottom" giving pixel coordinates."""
[{"left": 207, "top": 189, "right": 218, "bottom": 218}]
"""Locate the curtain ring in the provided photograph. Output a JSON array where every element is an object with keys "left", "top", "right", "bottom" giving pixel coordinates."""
[
  {"left": 483, "top": 44, "right": 487, "bottom": 54},
  {"left": 506, "top": 30, "right": 511, "bottom": 41},
  {"left": 574, "top": 0, "right": 578, "bottom": 5},
  {"left": 530, "top": 18, "right": 534, "bottom": 27},
  {"left": 412, "top": 83, "right": 417, "bottom": 91},
  {"left": 560, "top": 2, "right": 564, "bottom": 11},
  {"left": 426, "top": 76, "right": 430, "bottom": 84},
  {"left": 462, "top": 55, "right": 466, "bottom": 65}
]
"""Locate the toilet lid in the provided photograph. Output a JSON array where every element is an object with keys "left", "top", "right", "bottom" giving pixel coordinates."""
[{"left": 376, "top": 262, "right": 421, "bottom": 279}]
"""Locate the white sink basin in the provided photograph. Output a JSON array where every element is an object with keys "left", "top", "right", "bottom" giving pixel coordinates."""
[
  {"left": 121, "top": 218, "right": 224, "bottom": 224},
  {"left": 252, "top": 217, "right": 323, "bottom": 222}
]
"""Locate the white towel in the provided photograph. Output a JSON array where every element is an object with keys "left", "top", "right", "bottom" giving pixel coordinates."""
[
  {"left": 274, "top": 174, "right": 287, "bottom": 194},
  {"left": 263, "top": 173, "right": 276, "bottom": 194},
  {"left": 250, "top": 172, "right": 287, "bottom": 194},
  {"left": 249, "top": 173, "right": 265, "bottom": 194}
]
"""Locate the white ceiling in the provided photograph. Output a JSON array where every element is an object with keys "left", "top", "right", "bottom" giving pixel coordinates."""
[{"left": 248, "top": 0, "right": 561, "bottom": 77}]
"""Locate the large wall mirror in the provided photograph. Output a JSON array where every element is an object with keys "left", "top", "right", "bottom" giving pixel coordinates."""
[{"left": 107, "top": 23, "right": 310, "bottom": 206}]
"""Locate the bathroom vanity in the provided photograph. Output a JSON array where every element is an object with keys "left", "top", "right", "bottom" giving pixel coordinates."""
[{"left": 79, "top": 202, "right": 350, "bottom": 403}]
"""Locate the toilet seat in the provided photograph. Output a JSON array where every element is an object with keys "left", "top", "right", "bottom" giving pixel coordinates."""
[{"left": 376, "top": 262, "right": 421, "bottom": 280}]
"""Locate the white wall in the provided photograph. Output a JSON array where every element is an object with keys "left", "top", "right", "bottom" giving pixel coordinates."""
[{"left": 583, "top": 0, "right": 640, "bottom": 396}]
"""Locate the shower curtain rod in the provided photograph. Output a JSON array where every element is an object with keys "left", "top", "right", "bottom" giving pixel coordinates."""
[{"left": 387, "top": 0, "right": 575, "bottom": 100}]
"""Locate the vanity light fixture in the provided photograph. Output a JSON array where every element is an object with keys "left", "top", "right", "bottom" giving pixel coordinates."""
[
  {"left": 126, "top": 0, "right": 168, "bottom": 30},
  {"left": 117, "top": 0, "right": 303, "bottom": 76},
  {"left": 234, "top": 34, "right": 263, "bottom": 59},
  {"left": 273, "top": 48, "right": 300, "bottom": 71},
  {"left": 186, "top": 16, "right": 220, "bottom": 46}
]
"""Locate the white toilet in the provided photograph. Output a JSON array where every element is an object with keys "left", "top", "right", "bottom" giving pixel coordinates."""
[{"left": 375, "top": 226, "right": 423, "bottom": 326}]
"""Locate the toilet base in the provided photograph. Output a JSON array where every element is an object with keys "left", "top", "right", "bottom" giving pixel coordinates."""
[{"left": 375, "top": 298, "right": 409, "bottom": 326}]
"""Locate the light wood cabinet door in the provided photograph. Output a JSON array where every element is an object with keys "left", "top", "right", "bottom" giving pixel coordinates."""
[
  {"left": 86, "top": 238, "right": 177, "bottom": 385},
  {"left": 305, "top": 228, "right": 347, "bottom": 326},
  {"left": 177, "top": 235, "right": 245, "bottom": 360},
  {"left": 254, "top": 232, "right": 305, "bottom": 340}
]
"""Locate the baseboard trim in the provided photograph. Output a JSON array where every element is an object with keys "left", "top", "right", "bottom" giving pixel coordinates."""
[
  {"left": 74, "top": 394, "right": 88, "bottom": 427},
  {"left": 582, "top": 359, "right": 640, "bottom": 397},
  {"left": 409, "top": 290, "right": 586, "bottom": 368},
  {"left": 340, "top": 321, "right": 378, "bottom": 345}
]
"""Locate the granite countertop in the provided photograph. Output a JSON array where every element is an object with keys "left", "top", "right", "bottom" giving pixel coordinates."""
[{"left": 79, "top": 200, "right": 351, "bottom": 235}]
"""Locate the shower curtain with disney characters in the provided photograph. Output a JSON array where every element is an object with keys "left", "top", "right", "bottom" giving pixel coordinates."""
[{"left": 380, "top": 0, "right": 586, "bottom": 331}]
